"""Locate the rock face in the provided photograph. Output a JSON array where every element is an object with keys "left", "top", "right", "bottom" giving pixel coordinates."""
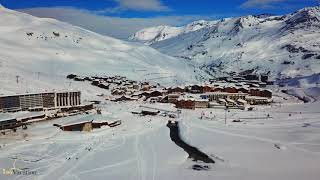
[{"left": 131, "top": 6, "right": 320, "bottom": 81}]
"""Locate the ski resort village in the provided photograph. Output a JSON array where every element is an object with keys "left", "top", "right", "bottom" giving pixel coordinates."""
[{"left": 1, "top": 2, "right": 320, "bottom": 180}]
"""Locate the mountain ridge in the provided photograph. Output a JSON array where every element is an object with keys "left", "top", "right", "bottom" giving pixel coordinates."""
[{"left": 131, "top": 6, "right": 320, "bottom": 81}]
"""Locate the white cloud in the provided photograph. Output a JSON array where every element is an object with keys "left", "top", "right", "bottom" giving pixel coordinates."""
[
  {"left": 241, "top": 0, "right": 320, "bottom": 9},
  {"left": 99, "top": 0, "right": 170, "bottom": 13},
  {"left": 241, "top": 0, "right": 288, "bottom": 8},
  {"left": 19, "top": 7, "right": 204, "bottom": 39},
  {"left": 114, "top": 0, "right": 170, "bottom": 11}
]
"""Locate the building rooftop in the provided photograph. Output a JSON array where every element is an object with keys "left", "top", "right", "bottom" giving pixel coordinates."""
[
  {"left": 203, "top": 92, "right": 248, "bottom": 95},
  {"left": 0, "top": 90, "right": 81, "bottom": 98}
]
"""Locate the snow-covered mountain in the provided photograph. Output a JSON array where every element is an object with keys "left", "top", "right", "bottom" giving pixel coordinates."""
[
  {"left": 129, "top": 20, "right": 216, "bottom": 45},
  {"left": 0, "top": 6, "right": 203, "bottom": 95},
  {"left": 131, "top": 6, "right": 320, "bottom": 81}
]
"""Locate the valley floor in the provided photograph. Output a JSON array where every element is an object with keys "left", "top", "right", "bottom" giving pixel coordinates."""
[{"left": 0, "top": 95, "right": 320, "bottom": 180}]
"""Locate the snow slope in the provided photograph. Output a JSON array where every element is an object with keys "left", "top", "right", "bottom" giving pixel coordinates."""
[
  {"left": 1, "top": 98, "right": 320, "bottom": 180},
  {"left": 132, "top": 6, "right": 320, "bottom": 81},
  {"left": 129, "top": 20, "right": 217, "bottom": 45},
  {"left": 0, "top": 6, "right": 201, "bottom": 95}
]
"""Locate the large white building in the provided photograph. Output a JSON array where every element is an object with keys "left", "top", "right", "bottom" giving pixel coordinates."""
[{"left": 0, "top": 91, "right": 81, "bottom": 112}]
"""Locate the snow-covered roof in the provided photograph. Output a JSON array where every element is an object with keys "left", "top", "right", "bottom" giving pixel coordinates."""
[
  {"left": 245, "top": 96, "right": 270, "bottom": 100},
  {"left": 237, "top": 99, "right": 247, "bottom": 103},
  {"left": 177, "top": 96, "right": 195, "bottom": 101},
  {"left": 204, "top": 92, "right": 248, "bottom": 95},
  {"left": 194, "top": 99, "right": 209, "bottom": 102},
  {"left": 0, "top": 111, "right": 44, "bottom": 121},
  {"left": 226, "top": 98, "right": 236, "bottom": 103},
  {"left": 0, "top": 90, "right": 80, "bottom": 98}
]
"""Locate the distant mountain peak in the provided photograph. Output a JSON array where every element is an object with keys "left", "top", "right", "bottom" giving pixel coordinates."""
[
  {"left": 253, "top": 13, "right": 274, "bottom": 18},
  {"left": 144, "top": 6, "right": 320, "bottom": 80},
  {"left": 284, "top": 5, "right": 320, "bottom": 31},
  {"left": 129, "top": 20, "right": 215, "bottom": 45}
]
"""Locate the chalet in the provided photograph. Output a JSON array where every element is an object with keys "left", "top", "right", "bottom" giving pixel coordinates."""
[
  {"left": 136, "top": 90, "right": 163, "bottom": 99},
  {"left": 124, "top": 84, "right": 134, "bottom": 90},
  {"left": 261, "top": 89, "right": 272, "bottom": 98},
  {"left": 224, "top": 87, "right": 238, "bottom": 93},
  {"left": 57, "top": 120, "right": 108, "bottom": 132},
  {"left": 114, "top": 80, "right": 122, "bottom": 85},
  {"left": 66, "top": 74, "right": 77, "bottom": 79},
  {"left": 248, "top": 83, "right": 260, "bottom": 88},
  {"left": 245, "top": 96, "right": 271, "bottom": 105},
  {"left": 106, "top": 79, "right": 114, "bottom": 83},
  {"left": 212, "top": 87, "right": 223, "bottom": 92},
  {"left": 207, "top": 92, "right": 247, "bottom": 102},
  {"left": 202, "top": 85, "right": 213, "bottom": 93},
  {"left": 148, "top": 90, "right": 163, "bottom": 98},
  {"left": 237, "top": 87, "right": 249, "bottom": 93},
  {"left": 141, "top": 85, "right": 151, "bottom": 91},
  {"left": 167, "top": 86, "right": 185, "bottom": 94},
  {"left": 112, "top": 95, "right": 137, "bottom": 102},
  {"left": 97, "top": 83, "right": 110, "bottom": 90},
  {"left": 133, "top": 84, "right": 140, "bottom": 90},
  {"left": 260, "top": 74, "right": 269, "bottom": 82},
  {"left": 123, "top": 82, "right": 132, "bottom": 86},
  {"left": 194, "top": 99, "right": 209, "bottom": 108},
  {"left": 175, "top": 98, "right": 195, "bottom": 110},
  {"left": 74, "top": 77, "right": 85, "bottom": 81},
  {"left": 84, "top": 77, "right": 93, "bottom": 81},
  {"left": 249, "top": 88, "right": 261, "bottom": 97},
  {"left": 244, "top": 74, "right": 259, "bottom": 81},
  {"left": 131, "top": 91, "right": 143, "bottom": 99},
  {"left": 101, "top": 77, "right": 109, "bottom": 81},
  {"left": 91, "top": 76, "right": 102, "bottom": 80},
  {"left": 216, "top": 77, "right": 229, "bottom": 81},
  {"left": 125, "top": 90, "right": 136, "bottom": 96},
  {"left": 148, "top": 97, "right": 159, "bottom": 103},
  {"left": 259, "top": 82, "right": 267, "bottom": 88},
  {"left": 168, "top": 94, "right": 181, "bottom": 103},
  {"left": 266, "top": 81, "right": 274, "bottom": 85},
  {"left": 111, "top": 89, "right": 125, "bottom": 96},
  {"left": 91, "top": 80, "right": 100, "bottom": 86},
  {"left": 233, "top": 76, "right": 245, "bottom": 81},
  {"left": 188, "top": 85, "right": 203, "bottom": 94}
]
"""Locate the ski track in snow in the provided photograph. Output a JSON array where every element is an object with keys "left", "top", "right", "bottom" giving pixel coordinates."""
[{"left": 187, "top": 120, "right": 320, "bottom": 155}]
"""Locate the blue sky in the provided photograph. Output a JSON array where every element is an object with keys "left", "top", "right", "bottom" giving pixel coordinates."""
[{"left": 1, "top": 0, "right": 319, "bottom": 39}]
